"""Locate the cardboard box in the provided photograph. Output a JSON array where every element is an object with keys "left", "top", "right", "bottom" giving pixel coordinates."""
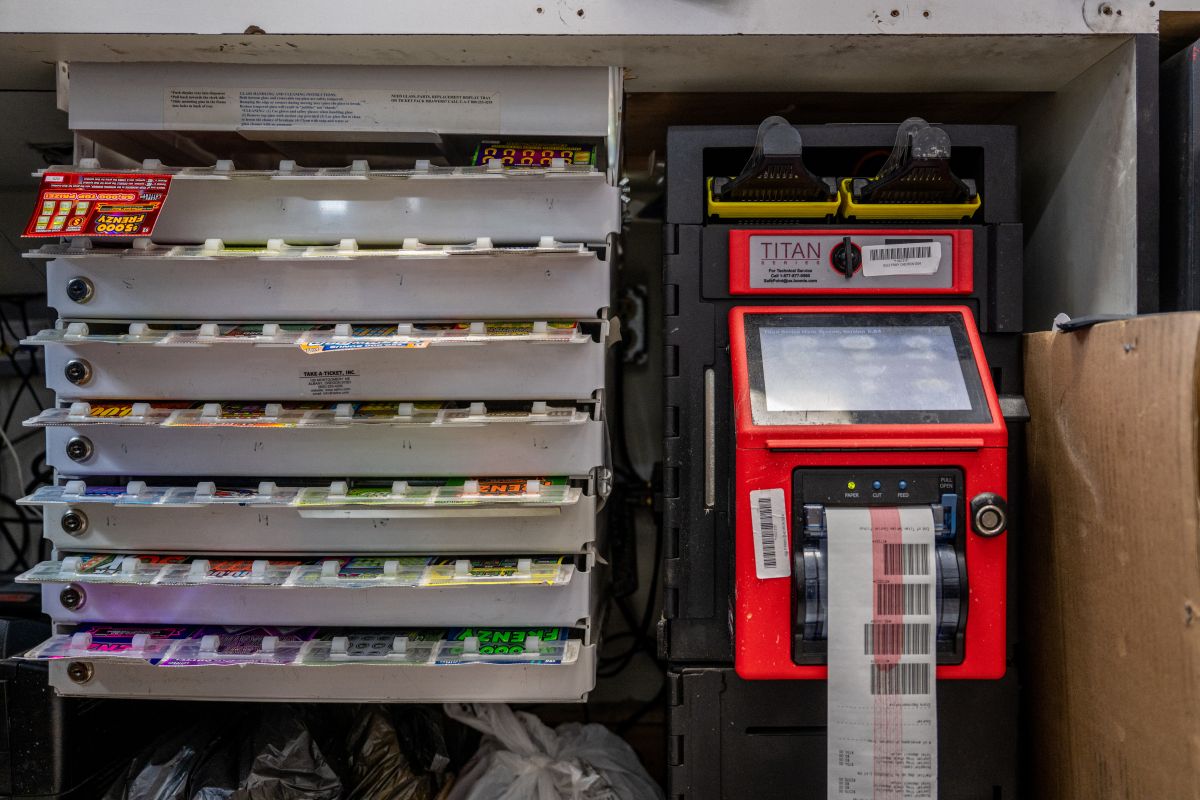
[{"left": 1024, "top": 314, "right": 1200, "bottom": 799}]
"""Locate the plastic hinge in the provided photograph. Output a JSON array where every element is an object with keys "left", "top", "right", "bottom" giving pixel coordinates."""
[
  {"left": 663, "top": 404, "right": 679, "bottom": 438},
  {"left": 662, "top": 465, "right": 679, "bottom": 501},
  {"left": 664, "top": 283, "right": 679, "bottom": 317},
  {"left": 663, "top": 556, "right": 681, "bottom": 589},
  {"left": 664, "top": 344, "right": 679, "bottom": 378},
  {"left": 663, "top": 223, "right": 680, "bottom": 257}
]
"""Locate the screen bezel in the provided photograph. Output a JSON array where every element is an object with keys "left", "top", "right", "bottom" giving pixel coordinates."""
[{"left": 743, "top": 311, "right": 993, "bottom": 426}]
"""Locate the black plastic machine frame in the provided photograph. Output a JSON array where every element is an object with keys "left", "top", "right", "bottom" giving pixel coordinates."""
[{"left": 661, "top": 121, "right": 1025, "bottom": 798}]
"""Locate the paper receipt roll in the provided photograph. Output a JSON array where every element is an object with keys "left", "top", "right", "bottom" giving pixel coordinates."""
[{"left": 827, "top": 506, "right": 938, "bottom": 800}]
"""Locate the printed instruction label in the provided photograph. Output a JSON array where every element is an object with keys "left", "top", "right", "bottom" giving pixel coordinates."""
[
  {"left": 749, "top": 488, "right": 791, "bottom": 579},
  {"left": 826, "top": 506, "right": 937, "bottom": 799},
  {"left": 861, "top": 242, "right": 942, "bottom": 277},
  {"left": 164, "top": 88, "right": 501, "bottom": 132},
  {"left": 299, "top": 368, "right": 358, "bottom": 398}
]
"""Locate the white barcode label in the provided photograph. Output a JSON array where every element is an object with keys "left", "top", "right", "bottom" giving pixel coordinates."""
[
  {"left": 749, "top": 488, "right": 790, "bottom": 579},
  {"left": 861, "top": 241, "right": 941, "bottom": 277}
]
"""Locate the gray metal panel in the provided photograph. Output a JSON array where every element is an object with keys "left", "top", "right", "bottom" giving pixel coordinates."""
[
  {"left": 1019, "top": 38, "right": 1141, "bottom": 327},
  {"left": 46, "top": 250, "right": 611, "bottom": 321},
  {"left": 66, "top": 63, "right": 614, "bottom": 136},
  {"left": 43, "top": 338, "right": 607, "bottom": 400},
  {"left": 41, "top": 571, "right": 595, "bottom": 627},
  {"left": 40, "top": 496, "right": 598, "bottom": 555},
  {"left": 0, "top": 4, "right": 1156, "bottom": 37},
  {"left": 44, "top": 420, "right": 605, "bottom": 477},
  {"left": 48, "top": 643, "right": 598, "bottom": 702}
]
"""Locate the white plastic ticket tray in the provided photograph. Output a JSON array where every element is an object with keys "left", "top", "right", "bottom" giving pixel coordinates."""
[
  {"left": 29, "top": 399, "right": 592, "bottom": 427},
  {"left": 38, "top": 407, "right": 604, "bottom": 477},
  {"left": 28, "top": 480, "right": 598, "bottom": 554},
  {"left": 45, "top": 637, "right": 597, "bottom": 702},
  {"left": 38, "top": 557, "right": 597, "bottom": 627},
  {"left": 38, "top": 163, "right": 620, "bottom": 246},
  {"left": 24, "top": 554, "right": 577, "bottom": 589},
  {"left": 27, "top": 625, "right": 583, "bottom": 667},
  {"left": 37, "top": 239, "right": 611, "bottom": 321},
  {"left": 30, "top": 482, "right": 600, "bottom": 556},
  {"left": 32, "top": 320, "right": 608, "bottom": 401}
]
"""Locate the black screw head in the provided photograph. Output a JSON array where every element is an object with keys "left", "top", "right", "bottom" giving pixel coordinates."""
[
  {"left": 64, "top": 359, "right": 92, "bottom": 386},
  {"left": 65, "top": 276, "right": 94, "bottom": 303},
  {"left": 61, "top": 508, "right": 88, "bottom": 535},
  {"left": 59, "top": 584, "right": 85, "bottom": 611},
  {"left": 66, "top": 436, "right": 93, "bottom": 463}
]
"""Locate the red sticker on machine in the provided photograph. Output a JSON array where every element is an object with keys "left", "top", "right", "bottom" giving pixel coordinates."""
[{"left": 23, "top": 172, "right": 172, "bottom": 238}]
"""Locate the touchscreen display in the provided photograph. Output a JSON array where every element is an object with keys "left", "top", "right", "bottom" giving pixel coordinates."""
[
  {"left": 759, "top": 325, "right": 972, "bottom": 412},
  {"left": 741, "top": 311, "right": 992, "bottom": 426}
]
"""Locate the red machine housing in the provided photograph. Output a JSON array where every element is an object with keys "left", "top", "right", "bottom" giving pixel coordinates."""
[
  {"left": 730, "top": 304, "right": 1007, "bottom": 680},
  {"left": 728, "top": 227, "right": 974, "bottom": 296}
]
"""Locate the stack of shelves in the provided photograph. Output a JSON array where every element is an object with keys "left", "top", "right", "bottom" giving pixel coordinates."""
[{"left": 14, "top": 64, "right": 621, "bottom": 702}]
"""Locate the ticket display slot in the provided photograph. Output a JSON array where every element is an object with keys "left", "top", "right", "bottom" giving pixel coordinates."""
[{"left": 730, "top": 305, "right": 1007, "bottom": 681}]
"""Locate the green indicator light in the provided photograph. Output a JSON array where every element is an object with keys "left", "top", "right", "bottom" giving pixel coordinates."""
[{"left": 847, "top": 481, "right": 857, "bottom": 490}]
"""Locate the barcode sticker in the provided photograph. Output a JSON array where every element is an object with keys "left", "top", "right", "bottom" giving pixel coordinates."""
[
  {"left": 749, "top": 488, "right": 790, "bottom": 579},
  {"left": 861, "top": 241, "right": 941, "bottom": 277}
]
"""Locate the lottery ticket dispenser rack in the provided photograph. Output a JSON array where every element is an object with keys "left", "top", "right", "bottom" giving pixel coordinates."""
[
  {"left": 729, "top": 305, "right": 1008, "bottom": 681},
  {"left": 15, "top": 63, "right": 622, "bottom": 703}
]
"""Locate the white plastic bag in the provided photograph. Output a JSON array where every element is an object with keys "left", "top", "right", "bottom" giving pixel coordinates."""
[{"left": 444, "top": 703, "right": 663, "bottom": 800}]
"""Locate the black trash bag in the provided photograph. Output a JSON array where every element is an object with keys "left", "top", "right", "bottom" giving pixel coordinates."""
[
  {"left": 194, "top": 706, "right": 342, "bottom": 800},
  {"left": 340, "top": 706, "right": 442, "bottom": 800},
  {"left": 101, "top": 713, "right": 241, "bottom": 800},
  {"left": 391, "top": 706, "right": 453, "bottom": 777},
  {"left": 102, "top": 705, "right": 341, "bottom": 800}
]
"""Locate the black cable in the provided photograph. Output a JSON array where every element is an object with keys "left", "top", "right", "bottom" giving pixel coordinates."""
[
  {"left": 11, "top": 427, "right": 45, "bottom": 447},
  {"left": 17, "top": 298, "right": 33, "bottom": 340},
  {"left": 0, "top": 306, "right": 45, "bottom": 430},
  {"left": 25, "top": 451, "right": 49, "bottom": 496},
  {"left": 1, "top": 358, "right": 38, "bottom": 432},
  {"left": 613, "top": 683, "right": 667, "bottom": 736},
  {"left": 0, "top": 494, "right": 33, "bottom": 572}
]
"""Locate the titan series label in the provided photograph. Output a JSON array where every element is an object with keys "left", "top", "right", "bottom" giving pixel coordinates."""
[{"left": 746, "top": 234, "right": 956, "bottom": 290}]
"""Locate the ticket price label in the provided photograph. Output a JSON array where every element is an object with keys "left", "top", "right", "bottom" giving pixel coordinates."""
[{"left": 24, "top": 172, "right": 173, "bottom": 238}]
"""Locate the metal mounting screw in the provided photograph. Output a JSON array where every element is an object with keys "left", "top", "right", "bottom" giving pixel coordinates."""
[
  {"left": 65, "top": 276, "right": 95, "bottom": 304},
  {"left": 66, "top": 661, "right": 94, "bottom": 684},
  {"left": 66, "top": 436, "right": 94, "bottom": 463},
  {"left": 61, "top": 508, "right": 89, "bottom": 536},
  {"left": 59, "top": 584, "right": 86, "bottom": 611},
  {"left": 64, "top": 359, "right": 93, "bottom": 386}
]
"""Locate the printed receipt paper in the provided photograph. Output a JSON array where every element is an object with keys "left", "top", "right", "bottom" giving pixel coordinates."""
[{"left": 827, "top": 506, "right": 937, "bottom": 799}]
